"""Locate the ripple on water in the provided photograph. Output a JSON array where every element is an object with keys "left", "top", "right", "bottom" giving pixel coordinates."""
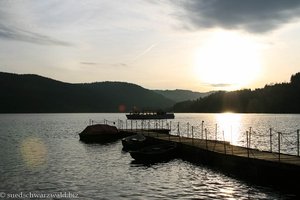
[{"left": 0, "top": 113, "right": 299, "bottom": 199}]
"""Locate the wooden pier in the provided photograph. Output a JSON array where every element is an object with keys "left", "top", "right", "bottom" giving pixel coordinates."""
[{"left": 120, "top": 129, "right": 300, "bottom": 194}]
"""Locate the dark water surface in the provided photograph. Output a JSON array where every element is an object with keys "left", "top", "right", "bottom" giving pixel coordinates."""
[{"left": 0, "top": 113, "right": 298, "bottom": 199}]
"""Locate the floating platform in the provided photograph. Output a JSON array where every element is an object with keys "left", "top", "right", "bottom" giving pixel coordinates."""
[{"left": 79, "top": 124, "right": 170, "bottom": 143}]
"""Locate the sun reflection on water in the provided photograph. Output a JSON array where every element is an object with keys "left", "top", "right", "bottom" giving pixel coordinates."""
[
  {"left": 20, "top": 137, "right": 47, "bottom": 169},
  {"left": 216, "top": 113, "right": 241, "bottom": 145}
]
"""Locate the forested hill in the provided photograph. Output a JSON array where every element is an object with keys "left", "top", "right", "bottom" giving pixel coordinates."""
[
  {"left": 0, "top": 72, "right": 174, "bottom": 113},
  {"left": 173, "top": 73, "right": 300, "bottom": 113},
  {"left": 154, "top": 89, "right": 213, "bottom": 103}
]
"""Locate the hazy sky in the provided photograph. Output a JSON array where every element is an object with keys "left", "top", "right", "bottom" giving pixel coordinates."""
[{"left": 1, "top": 0, "right": 300, "bottom": 92}]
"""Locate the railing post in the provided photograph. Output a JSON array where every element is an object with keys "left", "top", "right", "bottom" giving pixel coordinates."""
[
  {"left": 178, "top": 122, "right": 181, "bottom": 143},
  {"left": 270, "top": 128, "right": 272, "bottom": 152},
  {"left": 278, "top": 132, "right": 281, "bottom": 162},
  {"left": 297, "top": 129, "right": 299, "bottom": 157},
  {"left": 136, "top": 120, "right": 138, "bottom": 131},
  {"left": 192, "top": 126, "right": 194, "bottom": 145},
  {"left": 201, "top": 121, "right": 204, "bottom": 139},
  {"left": 168, "top": 125, "right": 171, "bottom": 141},
  {"left": 246, "top": 131, "right": 249, "bottom": 158},
  {"left": 230, "top": 125, "right": 233, "bottom": 144},
  {"left": 170, "top": 121, "right": 172, "bottom": 131},
  {"left": 223, "top": 131, "right": 226, "bottom": 154},
  {"left": 215, "top": 123, "right": 218, "bottom": 140},
  {"left": 249, "top": 127, "right": 252, "bottom": 149},
  {"left": 205, "top": 128, "right": 208, "bottom": 149},
  {"left": 187, "top": 122, "right": 190, "bottom": 138}
]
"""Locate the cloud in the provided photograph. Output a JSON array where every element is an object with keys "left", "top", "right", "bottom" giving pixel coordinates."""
[
  {"left": 113, "top": 63, "right": 129, "bottom": 68},
  {"left": 133, "top": 43, "right": 158, "bottom": 61},
  {"left": 80, "top": 62, "right": 129, "bottom": 68},
  {"left": 175, "top": 0, "right": 300, "bottom": 33},
  {"left": 210, "top": 83, "right": 232, "bottom": 88},
  {"left": 0, "top": 24, "right": 72, "bottom": 46},
  {"left": 80, "top": 62, "right": 97, "bottom": 65}
]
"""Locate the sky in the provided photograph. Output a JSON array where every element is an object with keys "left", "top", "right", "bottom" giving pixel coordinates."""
[{"left": 1, "top": 0, "right": 300, "bottom": 92}]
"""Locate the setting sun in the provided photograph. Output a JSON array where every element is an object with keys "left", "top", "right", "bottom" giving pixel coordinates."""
[{"left": 194, "top": 31, "right": 262, "bottom": 90}]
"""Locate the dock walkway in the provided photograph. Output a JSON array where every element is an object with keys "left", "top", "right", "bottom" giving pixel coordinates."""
[{"left": 120, "top": 129, "right": 300, "bottom": 193}]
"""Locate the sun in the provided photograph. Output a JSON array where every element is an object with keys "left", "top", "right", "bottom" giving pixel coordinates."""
[{"left": 194, "top": 31, "right": 262, "bottom": 90}]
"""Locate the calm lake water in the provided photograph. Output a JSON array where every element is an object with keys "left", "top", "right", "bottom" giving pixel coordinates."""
[{"left": 0, "top": 113, "right": 299, "bottom": 199}]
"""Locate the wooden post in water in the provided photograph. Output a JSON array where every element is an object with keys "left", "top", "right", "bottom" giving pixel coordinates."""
[
  {"left": 297, "top": 129, "right": 299, "bottom": 157},
  {"left": 278, "top": 132, "right": 281, "bottom": 162},
  {"left": 131, "top": 120, "right": 133, "bottom": 130},
  {"left": 270, "top": 128, "right": 272, "bottom": 152}
]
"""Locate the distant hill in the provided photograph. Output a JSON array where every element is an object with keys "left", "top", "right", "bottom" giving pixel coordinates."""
[
  {"left": 154, "top": 89, "right": 213, "bottom": 103},
  {"left": 173, "top": 72, "right": 300, "bottom": 113},
  {"left": 0, "top": 72, "right": 175, "bottom": 113}
]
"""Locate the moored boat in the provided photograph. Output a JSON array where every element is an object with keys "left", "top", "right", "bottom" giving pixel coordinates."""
[
  {"left": 129, "top": 142, "right": 178, "bottom": 162},
  {"left": 79, "top": 124, "right": 131, "bottom": 143},
  {"left": 122, "top": 133, "right": 147, "bottom": 151},
  {"left": 126, "top": 111, "right": 175, "bottom": 120}
]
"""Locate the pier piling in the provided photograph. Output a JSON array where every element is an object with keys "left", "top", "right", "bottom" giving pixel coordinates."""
[{"left": 297, "top": 129, "right": 299, "bottom": 157}]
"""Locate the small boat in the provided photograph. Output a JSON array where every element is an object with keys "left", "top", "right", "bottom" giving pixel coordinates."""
[
  {"left": 79, "top": 124, "right": 131, "bottom": 143},
  {"left": 129, "top": 142, "right": 178, "bottom": 162},
  {"left": 122, "top": 133, "right": 147, "bottom": 151},
  {"left": 126, "top": 111, "right": 175, "bottom": 120}
]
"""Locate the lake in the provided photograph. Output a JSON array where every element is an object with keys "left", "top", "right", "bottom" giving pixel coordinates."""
[{"left": 0, "top": 113, "right": 299, "bottom": 199}]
